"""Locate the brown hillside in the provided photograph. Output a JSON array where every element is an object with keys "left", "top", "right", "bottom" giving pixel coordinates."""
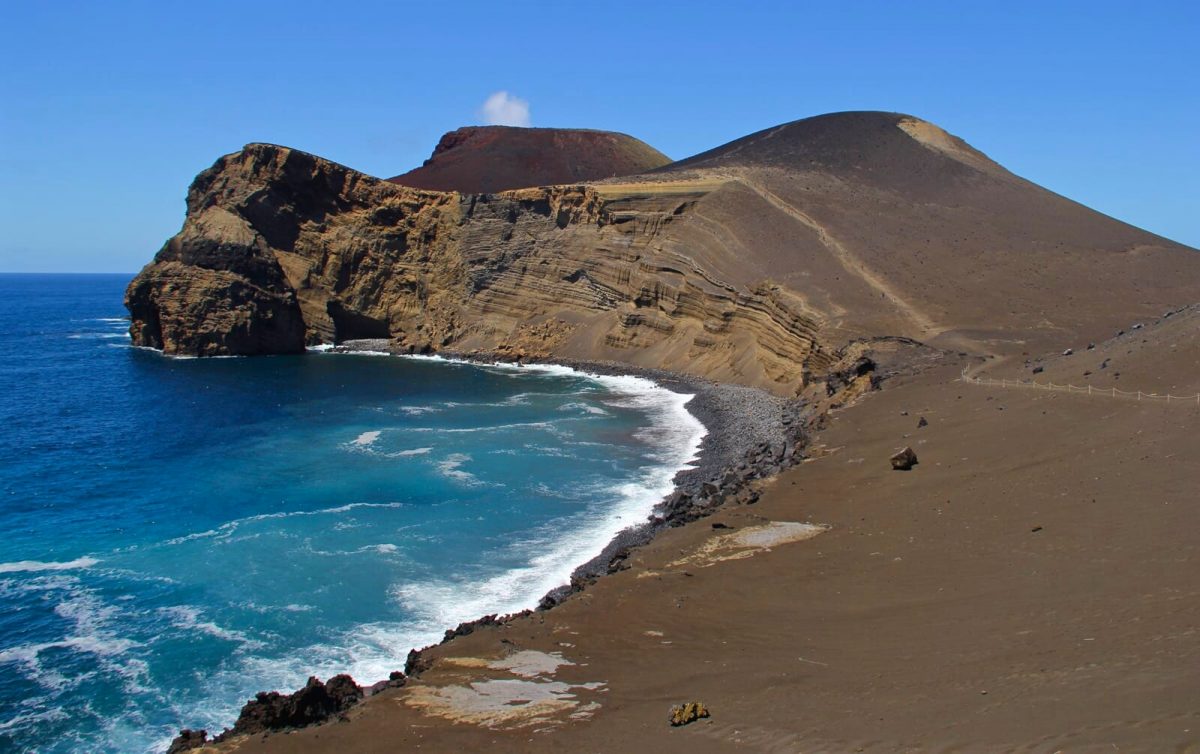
[
  {"left": 387, "top": 126, "right": 671, "bottom": 194},
  {"left": 638, "top": 111, "right": 1198, "bottom": 358},
  {"left": 126, "top": 112, "right": 1199, "bottom": 394}
]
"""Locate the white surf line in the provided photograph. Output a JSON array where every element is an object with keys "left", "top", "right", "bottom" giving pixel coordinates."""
[{"left": 0, "top": 557, "right": 100, "bottom": 574}]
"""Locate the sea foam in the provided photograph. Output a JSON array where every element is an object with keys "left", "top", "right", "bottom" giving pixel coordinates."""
[
  {"left": 383, "top": 356, "right": 706, "bottom": 662},
  {"left": 0, "top": 557, "right": 100, "bottom": 574}
]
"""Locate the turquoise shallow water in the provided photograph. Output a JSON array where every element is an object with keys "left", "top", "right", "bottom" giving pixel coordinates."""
[{"left": 0, "top": 274, "right": 704, "bottom": 753}]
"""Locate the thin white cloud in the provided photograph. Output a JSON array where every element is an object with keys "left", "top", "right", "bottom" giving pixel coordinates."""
[{"left": 479, "top": 91, "right": 531, "bottom": 127}]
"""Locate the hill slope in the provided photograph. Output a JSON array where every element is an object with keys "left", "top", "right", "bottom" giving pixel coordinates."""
[
  {"left": 636, "top": 111, "right": 1198, "bottom": 355},
  {"left": 386, "top": 126, "right": 671, "bottom": 193},
  {"left": 125, "top": 112, "right": 1199, "bottom": 394}
]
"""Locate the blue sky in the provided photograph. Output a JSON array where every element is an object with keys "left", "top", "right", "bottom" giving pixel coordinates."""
[{"left": 1, "top": 1, "right": 1196, "bottom": 272}]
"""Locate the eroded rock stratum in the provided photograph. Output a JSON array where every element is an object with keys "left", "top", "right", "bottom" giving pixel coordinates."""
[
  {"left": 127, "top": 113, "right": 1200, "bottom": 394},
  {"left": 125, "top": 143, "right": 835, "bottom": 392}
]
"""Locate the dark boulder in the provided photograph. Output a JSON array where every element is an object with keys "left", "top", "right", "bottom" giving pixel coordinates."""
[{"left": 890, "top": 447, "right": 918, "bottom": 471}]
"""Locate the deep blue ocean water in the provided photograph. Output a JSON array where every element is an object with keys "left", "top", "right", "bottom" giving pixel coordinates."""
[{"left": 0, "top": 274, "right": 704, "bottom": 753}]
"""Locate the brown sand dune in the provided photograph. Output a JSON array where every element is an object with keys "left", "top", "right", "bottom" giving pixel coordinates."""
[{"left": 386, "top": 125, "right": 671, "bottom": 194}]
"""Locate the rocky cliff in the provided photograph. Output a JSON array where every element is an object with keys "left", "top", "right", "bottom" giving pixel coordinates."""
[{"left": 126, "top": 114, "right": 1200, "bottom": 393}]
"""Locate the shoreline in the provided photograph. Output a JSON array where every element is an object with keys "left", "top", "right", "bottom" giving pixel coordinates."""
[
  {"left": 325, "top": 340, "right": 806, "bottom": 620},
  {"left": 174, "top": 341, "right": 811, "bottom": 745}
]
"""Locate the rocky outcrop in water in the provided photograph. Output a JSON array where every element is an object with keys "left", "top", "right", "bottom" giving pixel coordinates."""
[
  {"left": 225, "top": 674, "right": 363, "bottom": 736},
  {"left": 163, "top": 674, "right": 367, "bottom": 753}
]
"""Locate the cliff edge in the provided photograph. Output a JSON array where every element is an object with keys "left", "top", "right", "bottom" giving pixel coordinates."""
[{"left": 126, "top": 113, "right": 1200, "bottom": 393}]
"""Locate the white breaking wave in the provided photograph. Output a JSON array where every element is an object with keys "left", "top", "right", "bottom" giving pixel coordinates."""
[
  {"left": 378, "top": 357, "right": 707, "bottom": 679},
  {"left": 363, "top": 543, "right": 399, "bottom": 555},
  {"left": 559, "top": 400, "right": 609, "bottom": 416},
  {"left": 0, "top": 557, "right": 99, "bottom": 574},
  {"left": 0, "top": 583, "right": 146, "bottom": 697},
  {"left": 161, "top": 502, "right": 409, "bottom": 546},
  {"left": 158, "top": 606, "right": 261, "bottom": 648},
  {"left": 398, "top": 405, "right": 440, "bottom": 415},
  {"left": 435, "top": 453, "right": 486, "bottom": 486},
  {"left": 352, "top": 430, "right": 381, "bottom": 447},
  {"left": 408, "top": 420, "right": 555, "bottom": 434},
  {"left": 389, "top": 447, "right": 432, "bottom": 457},
  {"left": 191, "top": 350, "right": 708, "bottom": 693},
  {"left": 0, "top": 707, "right": 71, "bottom": 734}
]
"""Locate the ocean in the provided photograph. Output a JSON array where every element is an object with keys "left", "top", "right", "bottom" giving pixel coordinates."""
[{"left": 0, "top": 274, "right": 705, "bottom": 753}]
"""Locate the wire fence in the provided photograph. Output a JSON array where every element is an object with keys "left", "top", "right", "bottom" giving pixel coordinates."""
[{"left": 960, "top": 370, "right": 1200, "bottom": 407}]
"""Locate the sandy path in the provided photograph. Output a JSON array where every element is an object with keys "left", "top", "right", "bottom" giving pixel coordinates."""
[{"left": 737, "top": 179, "right": 943, "bottom": 339}]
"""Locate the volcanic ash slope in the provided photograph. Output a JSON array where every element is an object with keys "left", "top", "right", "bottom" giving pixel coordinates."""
[{"left": 125, "top": 112, "right": 1200, "bottom": 394}]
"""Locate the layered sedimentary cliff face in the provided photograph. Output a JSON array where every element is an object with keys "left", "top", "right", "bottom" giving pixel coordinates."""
[
  {"left": 125, "top": 143, "right": 833, "bottom": 392},
  {"left": 126, "top": 114, "right": 1200, "bottom": 394}
]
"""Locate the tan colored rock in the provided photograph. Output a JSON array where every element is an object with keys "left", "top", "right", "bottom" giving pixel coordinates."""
[{"left": 668, "top": 701, "right": 710, "bottom": 726}]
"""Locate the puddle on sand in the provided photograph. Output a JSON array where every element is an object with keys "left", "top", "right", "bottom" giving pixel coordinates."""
[
  {"left": 664, "top": 521, "right": 829, "bottom": 569},
  {"left": 404, "top": 650, "right": 605, "bottom": 730},
  {"left": 405, "top": 678, "right": 604, "bottom": 728}
]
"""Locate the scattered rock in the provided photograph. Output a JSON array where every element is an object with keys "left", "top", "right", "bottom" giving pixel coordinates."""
[
  {"left": 1031, "top": 526, "right": 1043, "bottom": 533},
  {"left": 890, "top": 447, "right": 918, "bottom": 471},
  {"left": 1086, "top": 342, "right": 1095, "bottom": 350},
  {"left": 405, "top": 648, "right": 433, "bottom": 678},
  {"left": 166, "top": 729, "right": 208, "bottom": 753},
  {"left": 917, "top": 416, "right": 928, "bottom": 428},
  {"left": 824, "top": 356, "right": 878, "bottom": 397},
  {"left": 1062, "top": 348, "right": 1073, "bottom": 356},
  {"left": 444, "top": 613, "right": 502, "bottom": 643},
  {"left": 227, "top": 674, "right": 363, "bottom": 737},
  {"left": 1032, "top": 366, "right": 1044, "bottom": 374},
  {"left": 366, "top": 671, "right": 408, "bottom": 696},
  {"left": 711, "top": 522, "right": 732, "bottom": 529},
  {"left": 669, "top": 701, "right": 710, "bottom": 726}
]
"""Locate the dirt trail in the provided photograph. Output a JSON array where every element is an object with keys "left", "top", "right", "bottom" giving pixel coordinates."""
[{"left": 738, "top": 179, "right": 942, "bottom": 338}]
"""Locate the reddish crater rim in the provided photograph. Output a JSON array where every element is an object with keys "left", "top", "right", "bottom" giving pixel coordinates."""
[{"left": 387, "top": 126, "right": 671, "bottom": 194}]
